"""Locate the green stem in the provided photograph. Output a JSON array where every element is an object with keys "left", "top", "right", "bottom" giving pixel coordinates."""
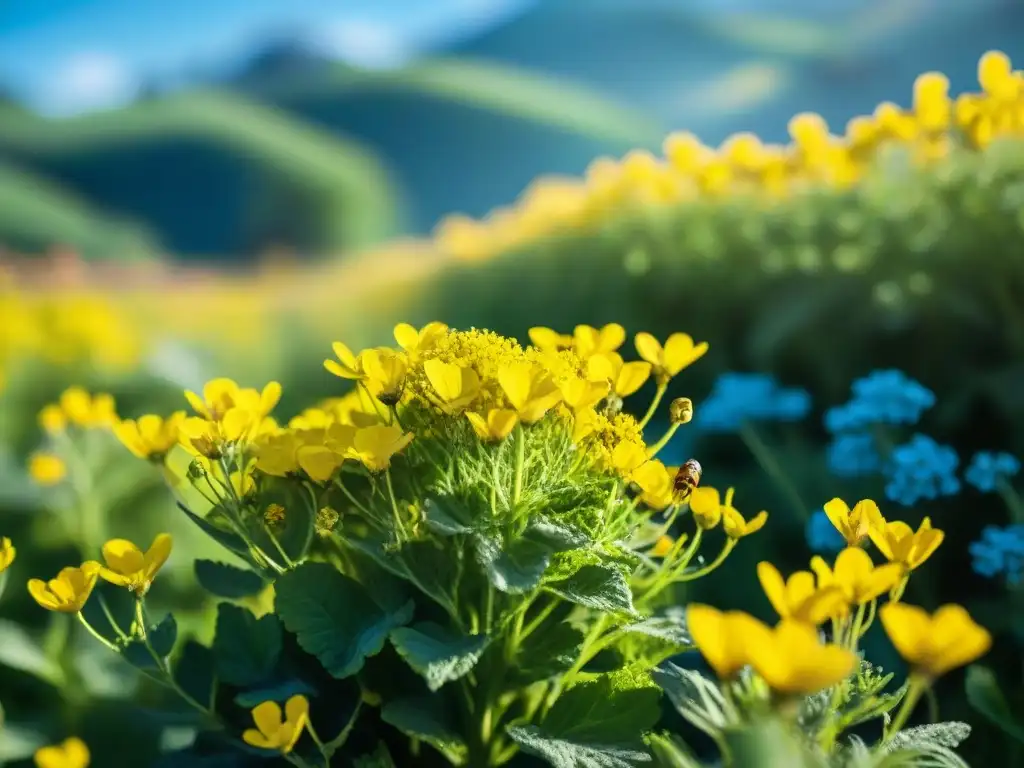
[
  {"left": 738, "top": 421, "right": 808, "bottom": 523},
  {"left": 997, "top": 479, "right": 1024, "bottom": 524},
  {"left": 884, "top": 676, "right": 927, "bottom": 740},
  {"left": 384, "top": 469, "right": 405, "bottom": 543},
  {"left": 133, "top": 599, "right": 212, "bottom": 717},
  {"left": 519, "top": 597, "right": 560, "bottom": 642},
  {"left": 76, "top": 613, "right": 119, "bottom": 652},
  {"left": 97, "top": 593, "right": 129, "bottom": 641},
  {"left": 859, "top": 598, "right": 877, "bottom": 638},
  {"left": 512, "top": 424, "right": 526, "bottom": 507},
  {"left": 677, "top": 538, "right": 735, "bottom": 582},
  {"left": 639, "top": 384, "right": 667, "bottom": 430}
]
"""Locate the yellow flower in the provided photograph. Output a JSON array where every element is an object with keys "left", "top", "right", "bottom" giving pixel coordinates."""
[
  {"left": 185, "top": 378, "right": 281, "bottom": 422},
  {"left": 572, "top": 323, "right": 626, "bottom": 358},
  {"left": 650, "top": 535, "right": 677, "bottom": 558},
  {"left": 586, "top": 353, "right": 651, "bottom": 398},
  {"left": 466, "top": 409, "right": 519, "bottom": 442},
  {"left": 630, "top": 459, "right": 677, "bottom": 510},
  {"left": 610, "top": 441, "right": 647, "bottom": 476},
  {"left": 424, "top": 360, "right": 480, "bottom": 413},
  {"left": 498, "top": 363, "right": 562, "bottom": 424},
  {"left": 0, "top": 536, "right": 16, "bottom": 573},
  {"left": 811, "top": 547, "right": 902, "bottom": 605},
  {"left": 757, "top": 562, "right": 847, "bottom": 625},
  {"left": 324, "top": 342, "right": 365, "bottom": 380},
  {"left": 634, "top": 332, "right": 708, "bottom": 382},
  {"left": 28, "top": 563, "right": 100, "bottom": 613},
  {"left": 571, "top": 407, "right": 600, "bottom": 443},
  {"left": 978, "top": 50, "right": 1017, "bottom": 100},
  {"left": 97, "top": 533, "right": 173, "bottom": 595},
  {"left": 34, "top": 737, "right": 90, "bottom": 768},
  {"left": 58, "top": 387, "right": 117, "bottom": 428},
  {"left": 912, "top": 72, "right": 951, "bottom": 132},
  {"left": 746, "top": 619, "right": 858, "bottom": 695},
  {"left": 722, "top": 504, "right": 768, "bottom": 539},
  {"left": 528, "top": 326, "right": 573, "bottom": 352},
  {"left": 688, "top": 486, "right": 724, "bottom": 530},
  {"left": 559, "top": 375, "right": 609, "bottom": 413},
  {"left": 869, "top": 517, "right": 944, "bottom": 571},
  {"left": 38, "top": 404, "right": 67, "bottom": 433},
  {"left": 880, "top": 603, "right": 991, "bottom": 679},
  {"left": 242, "top": 695, "right": 310, "bottom": 754},
  {"left": 348, "top": 425, "right": 413, "bottom": 472},
  {"left": 394, "top": 321, "right": 447, "bottom": 361},
  {"left": 361, "top": 349, "right": 408, "bottom": 406},
  {"left": 823, "top": 497, "right": 883, "bottom": 547},
  {"left": 688, "top": 604, "right": 772, "bottom": 680},
  {"left": 29, "top": 453, "right": 66, "bottom": 486},
  {"left": 114, "top": 412, "right": 185, "bottom": 461}
]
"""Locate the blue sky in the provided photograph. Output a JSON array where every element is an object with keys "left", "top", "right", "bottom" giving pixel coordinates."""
[{"left": 0, "top": 0, "right": 533, "bottom": 115}]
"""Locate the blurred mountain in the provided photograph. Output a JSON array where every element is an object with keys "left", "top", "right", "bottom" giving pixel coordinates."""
[{"left": 1, "top": 0, "right": 1022, "bottom": 261}]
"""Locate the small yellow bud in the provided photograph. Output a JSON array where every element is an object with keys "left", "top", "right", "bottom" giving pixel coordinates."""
[
  {"left": 264, "top": 503, "right": 286, "bottom": 527},
  {"left": 315, "top": 506, "right": 341, "bottom": 538},
  {"left": 669, "top": 397, "right": 694, "bottom": 425}
]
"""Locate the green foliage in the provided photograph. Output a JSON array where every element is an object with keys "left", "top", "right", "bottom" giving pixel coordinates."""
[
  {"left": 211, "top": 604, "right": 281, "bottom": 686},
  {"left": 412, "top": 142, "right": 1024, "bottom": 436},
  {"left": 965, "top": 665, "right": 1024, "bottom": 744}
]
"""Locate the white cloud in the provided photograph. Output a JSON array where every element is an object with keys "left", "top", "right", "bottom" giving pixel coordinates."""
[
  {"left": 312, "top": 19, "right": 412, "bottom": 69},
  {"left": 41, "top": 52, "right": 138, "bottom": 116}
]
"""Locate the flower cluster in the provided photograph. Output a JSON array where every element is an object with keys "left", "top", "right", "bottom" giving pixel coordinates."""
[
  {"left": 965, "top": 450, "right": 1021, "bottom": 493},
  {"left": 694, "top": 373, "right": 811, "bottom": 434},
  {"left": 431, "top": 51, "right": 1024, "bottom": 263},
  {"left": 690, "top": 496, "right": 988, "bottom": 753},
  {"left": 969, "top": 524, "right": 1024, "bottom": 586},
  {"left": 28, "top": 386, "right": 120, "bottom": 487}
]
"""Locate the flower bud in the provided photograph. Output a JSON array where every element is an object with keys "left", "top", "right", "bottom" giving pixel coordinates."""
[
  {"left": 315, "top": 506, "right": 341, "bottom": 538},
  {"left": 670, "top": 397, "right": 694, "bottom": 425}
]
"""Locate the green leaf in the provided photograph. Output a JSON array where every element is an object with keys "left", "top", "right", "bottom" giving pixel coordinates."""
[
  {"left": 0, "top": 619, "right": 60, "bottom": 682},
  {"left": 883, "top": 722, "right": 972, "bottom": 754},
  {"left": 381, "top": 696, "right": 467, "bottom": 763},
  {"left": 507, "top": 727, "right": 651, "bottom": 768},
  {"left": 616, "top": 610, "right": 692, "bottom": 667},
  {"left": 354, "top": 744, "right": 398, "bottom": 768},
  {"left": 475, "top": 533, "right": 552, "bottom": 594},
  {"left": 645, "top": 733, "right": 702, "bottom": 768},
  {"left": 653, "top": 664, "right": 730, "bottom": 738},
  {"left": 546, "top": 565, "right": 636, "bottom": 616},
  {"left": 194, "top": 560, "right": 265, "bottom": 599},
  {"left": 966, "top": 665, "right": 1024, "bottom": 744},
  {"left": 512, "top": 620, "right": 584, "bottom": 686},
  {"left": 525, "top": 518, "right": 590, "bottom": 551},
  {"left": 123, "top": 613, "right": 178, "bottom": 670},
  {"left": 390, "top": 622, "right": 490, "bottom": 691},
  {"left": 509, "top": 668, "right": 660, "bottom": 767},
  {"left": 349, "top": 537, "right": 459, "bottom": 616},
  {"left": 173, "top": 640, "right": 216, "bottom": 711},
  {"left": 275, "top": 561, "right": 413, "bottom": 679},
  {"left": 211, "top": 603, "right": 282, "bottom": 686},
  {"left": 422, "top": 497, "right": 473, "bottom": 536},
  {"left": 175, "top": 502, "right": 253, "bottom": 562}
]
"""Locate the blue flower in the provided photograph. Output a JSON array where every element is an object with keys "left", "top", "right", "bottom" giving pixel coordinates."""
[
  {"left": 965, "top": 451, "right": 1021, "bottom": 493},
  {"left": 696, "top": 373, "right": 812, "bottom": 433},
  {"left": 884, "top": 433, "right": 961, "bottom": 506},
  {"left": 969, "top": 524, "right": 1024, "bottom": 585},
  {"left": 825, "top": 370, "right": 935, "bottom": 434},
  {"left": 826, "top": 432, "right": 883, "bottom": 478},
  {"left": 805, "top": 509, "right": 846, "bottom": 554}
]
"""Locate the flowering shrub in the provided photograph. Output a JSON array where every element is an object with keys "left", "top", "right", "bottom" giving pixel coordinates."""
[{"left": 1, "top": 323, "right": 995, "bottom": 767}]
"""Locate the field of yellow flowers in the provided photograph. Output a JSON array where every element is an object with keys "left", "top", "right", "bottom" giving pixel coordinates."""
[{"left": 1, "top": 51, "right": 1023, "bottom": 768}]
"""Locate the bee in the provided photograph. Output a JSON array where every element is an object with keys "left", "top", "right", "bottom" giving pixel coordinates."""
[{"left": 673, "top": 459, "right": 703, "bottom": 501}]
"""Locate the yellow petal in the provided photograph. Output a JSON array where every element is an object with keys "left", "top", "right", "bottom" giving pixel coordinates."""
[
  {"left": 424, "top": 360, "right": 463, "bottom": 402},
  {"left": 616, "top": 361, "right": 651, "bottom": 397},
  {"left": 634, "top": 332, "right": 663, "bottom": 366},
  {"left": 102, "top": 539, "right": 145, "bottom": 576},
  {"left": 880, "top": 603, "right": 929, "bottom": 664},
  {"left": 394, "top": 323, "right": 419, "bottom": 350},
  {"left": 243, "top": 728, "right": 274, "bottom": 749},
  {"left": 285, "top": 694, "right": 309, "bottom": 722},
  {"left": 823, "top": 498, "right": 851, "bottom": 540},
  {"left": 143, "top": 533, "right": 174, "bottom": 582},
  {"left": 498, "top": 364, "right": 532, "bottom": 412},
  {"left": 297, "top": 446, "right": 343, "bottom": 482},
  {"left": 252, "top": 700, "right": 283, "bottom": 737},
  {"left": 757, "top": 562, "right": 790, "bottom": 619},
  {"left": 487, "top": 410, "right": 518, "bottom": 440},
  {"left": 223, "top": 408, "right": 255, "bottom": 441},
  {"left": 28, "top": 579, "right": 59, "bottom": 611},
  {"left": 662, "top": 333, "right": 707, "bottom": 376},
  {"left": 260, "top": 382, "right": 283, "bottom": 414}
]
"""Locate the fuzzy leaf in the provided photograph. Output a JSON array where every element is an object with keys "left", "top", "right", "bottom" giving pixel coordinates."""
[
  {"left": 506, "top": 727, "right": 651, "bottom": 768},
  {"left": 622, "top": 610, "right": 690, "bottom": 646},
  {"left": 476, "top": 533, "right": 552, "bottom": 594},
  {"left": 275, "top": 561, "right": 413, "bottom": 679},
  {"left": 654, "top": 664, "right": 731, "bottom": 737},
  {"left": 546, "top": 565, "right": 636, "bottom": 615},
  {"left": 194, "top": 560, "right": 265, "bottom": 599},
  {"left": 390, "top": 622, "right": 490, "bottom": 691},
  {"left": 350, "top": 537, "right": 459, "bottom": 616},
  {"left": 966, "top": 665, "right": 1024, "bottom": 744},
  {"left": 508, "top": 669, "right": 660, "bottom": 766},
  {"left": 526, "top": 518, "right": 590, "bottom": 551},
  {"left": 883, "top": 722, "right": 972, "bottom": 754},
  {"left": 381, "top": 696, "right": 467, "bottom": 762},
  {"left": 422, "top": 497, "right": 473, "bottom": 535},
  {"left": 211, "top": 603, "right": 282, "bottom": 686},
  {"left": 512, "top": 620, "right": 584, "bottom": 686}
]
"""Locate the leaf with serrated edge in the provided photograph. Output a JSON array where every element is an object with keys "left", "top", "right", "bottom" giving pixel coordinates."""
[
  {"left": 275, "top": 562, "right": 413, "bottom": 679},
  {"left": 507, "top": 726, "right": 651, "bottom": 768},
  {"left": 546, "top": 565, "right": 636, "bottom": 615},
  {"left": 390, "top": 622, "right": 490, "bottom": 691}
]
